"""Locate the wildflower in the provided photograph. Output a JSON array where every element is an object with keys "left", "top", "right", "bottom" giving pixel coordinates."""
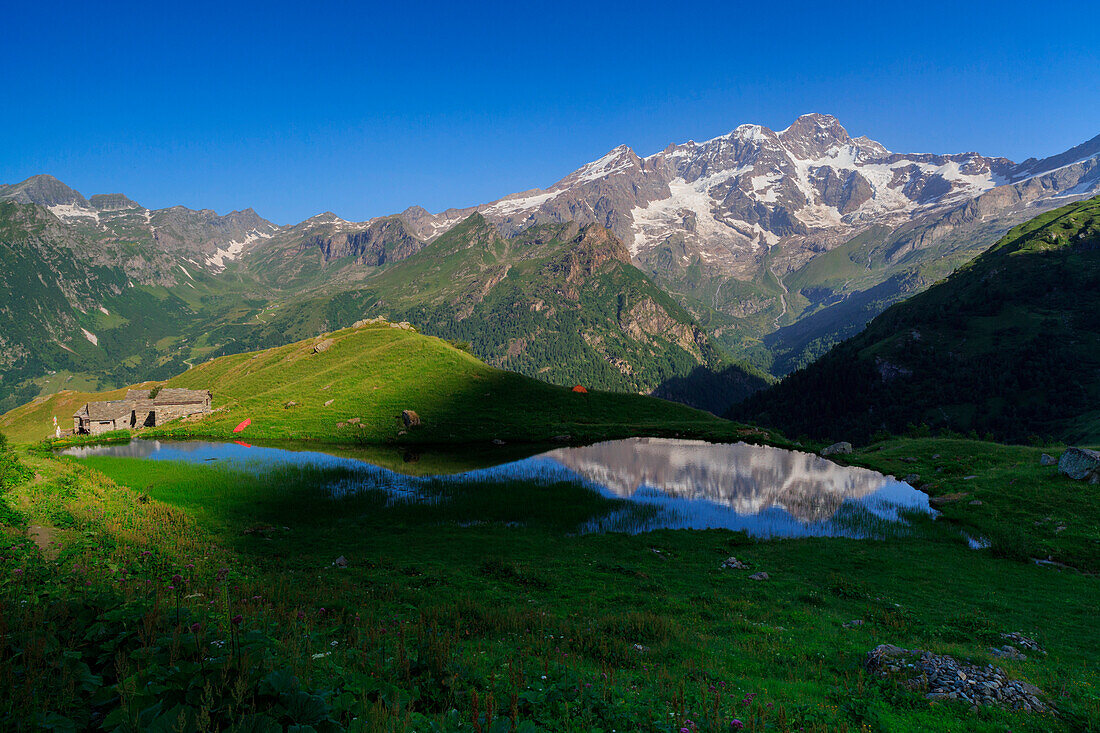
[
  {"left": 232, "top": 614, "right": 243, "bottom": 626},
  {"left": 172, "top": 573, "right": 183, "bottom": 585},
  {"left": 13, "top": 568, "right": 23, "bottom": 575},
  {"left": 190, "top": 623, "right": 201, "bottom": 634},
  {"left": 730, "top": 721, "right": 745, "bottom": 731}
]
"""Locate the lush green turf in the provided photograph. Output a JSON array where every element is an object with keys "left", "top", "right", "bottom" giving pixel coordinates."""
[
  {"left": 2, "top": 433, "right": 1098, "bottom": 731},
  {"left": 737, "top": 196, "right": 1100, "bottom": 444},
  {"left": 153, "top": 322, "right": 770, "bottom": 447}
]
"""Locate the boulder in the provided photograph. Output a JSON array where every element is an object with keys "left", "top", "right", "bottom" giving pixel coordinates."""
[
  {"left": 721, "top": 556, "right": 748, "bottom": 570},
  {"left": 822, "top": 442, "right": 852, "bottom": 456},
  {"left": 324, "top": 399, "right": 334, "bottom": 407},
  {"left": 1039, "top": 453, "right": 1056, "bottom": 466},
  {"left": 284, "top": 401, "right": 298, "bottom": 409},
  {"left": 312, "top": 338, "right": 334, "bottom": 354},
  {"left": 1058, "top": 447, "right": 1100, "bottom": 482},
  {"left": 903, "top": 473, "right": 920, "bottom": 485},
  {"left": 401, "top": 410, "right": 421, "bottom": 428},
  {"left": 748, "top": 571, "right": 769, "bottom": 581},
  {"left": 332, "top": 555, "right": 347, "bottom": 568}
]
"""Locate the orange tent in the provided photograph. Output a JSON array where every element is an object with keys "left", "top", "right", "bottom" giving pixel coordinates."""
[{"left": 571, "top": 385, "right": 588, "bottom": 394}]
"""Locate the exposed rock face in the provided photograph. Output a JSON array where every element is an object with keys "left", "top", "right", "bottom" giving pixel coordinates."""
[
  {"left": 300, "top": 216, "right": 424, "bottom": 266},
  {"left": 1058, "top": 447, "right": 1100, "bottom": 482},
  {"left": 821, "top": 441, "right": 853, "bottom": 456}
]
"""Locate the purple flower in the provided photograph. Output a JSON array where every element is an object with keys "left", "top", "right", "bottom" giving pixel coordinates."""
[
  {"left": 232, "top": 614, "right": 243, "bottom": 626},
  {"left": 730, "top": 721, "right": 745, "bottom": 731},
  {"left": 190, "top": 623, "right": 201, "bottom": 634},
  {"left": 171, "top": 573, "right": 183, "bottom": 585}
]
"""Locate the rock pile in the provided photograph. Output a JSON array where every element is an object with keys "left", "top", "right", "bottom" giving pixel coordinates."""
[
  {"left": 866, "top": 644, "right": 1049, "bottom": 713},
  {"left": 720, "top": 556, "right": 748, "bottom": 570}
]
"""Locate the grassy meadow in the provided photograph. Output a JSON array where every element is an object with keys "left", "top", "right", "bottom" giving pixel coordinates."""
[
  {"left": 1, "top": 431, "right": 1098, "bottom": 731},
  {"left": 3, "top": 322, "right": 773, "bottom": 448}
]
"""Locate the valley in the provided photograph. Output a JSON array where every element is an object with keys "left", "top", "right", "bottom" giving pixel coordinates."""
[{"left": 2, "top": 30, "right": 1099, "bottom": 729}]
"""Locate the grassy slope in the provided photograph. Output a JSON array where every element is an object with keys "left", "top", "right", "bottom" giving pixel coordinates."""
[
  {"left": 2, "top": 322, "right": 765, "bottom": 447},
  {"left": 2, "top": 434, "right": 1097, "bottom": 730},
  {"left": 736, "top": 196, "right": 1100, "bottom": 444}
]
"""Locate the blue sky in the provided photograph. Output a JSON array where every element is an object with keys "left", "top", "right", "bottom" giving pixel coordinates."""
[{"left": 2, "top": 0, "right": 1097, "bottom": 224}]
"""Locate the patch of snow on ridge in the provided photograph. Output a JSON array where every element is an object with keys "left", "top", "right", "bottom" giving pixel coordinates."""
[
  {"left": 483, "top": 189, "right": 564, "bottom": 217},
  {"left": 205, "top": 229, "right": 273, "bottom": 270},
  {"left": 81, "top": 328, "right": 98, "bottom": 346},
  {"left": 569, "top": 146, "right": 635, "bottom": 184},
  {"left": 49, "top": 204, "right": 99, "bottom": 222},
  {"left": 630, "top": 171, "right": 763, "bottom": 257}
]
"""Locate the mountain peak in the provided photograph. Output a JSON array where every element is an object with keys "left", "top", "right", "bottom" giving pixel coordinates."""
[
  {"left": 0, "top": 174, "right": 90, "bottom": 208},
  {"left": 90, "top": 193, "right": 143, "bottom": 211},
  {"left": 779, "top": 114, "right": 851, "bottom": 158}
]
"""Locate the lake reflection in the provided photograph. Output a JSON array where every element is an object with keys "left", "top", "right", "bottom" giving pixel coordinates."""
[{"left": 63, "top": 437, "right": 932, "bottom": 538}]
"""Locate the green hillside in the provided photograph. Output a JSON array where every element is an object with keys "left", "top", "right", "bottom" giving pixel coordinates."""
[
  {"left": 229, "top": 215, "right": 769, "bottom": 413},
  {"left": 4, "top": 320, "right": 765, "bottom": 446},
  {"left": 734, "top": 196, "right": 1100, "bottom": 444}
]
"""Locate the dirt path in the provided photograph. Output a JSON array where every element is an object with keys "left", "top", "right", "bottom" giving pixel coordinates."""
[{"left": 27, "top": 524, "right": 60, "bottom": 560}]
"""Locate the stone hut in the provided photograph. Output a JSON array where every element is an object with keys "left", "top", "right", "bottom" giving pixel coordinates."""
[
  {"left": 72, "top": 388, "right": 212, "bottom": 435},
  {"left": 72, "top": 401, "right": 136, "bottom": 435}
]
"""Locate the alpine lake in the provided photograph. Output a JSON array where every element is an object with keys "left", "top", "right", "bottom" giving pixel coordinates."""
[{"left": 62, "top": 437, "right": 933, "bottom": 539}]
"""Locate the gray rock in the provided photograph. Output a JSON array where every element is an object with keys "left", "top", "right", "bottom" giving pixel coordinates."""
[
  {"left": 1058, "top": 447, "right": 1100, "bottom": 482},
  {"left": 1039, "top": 453, "right": 1056, "bottom": 466},
  {"left": 324, "top": 399, "right": 334, "bottom": 406},
  {"left": 989, "top": 645, "right": 1026, "bottom": 660},
  {"left": 721, "top": 556, "right": 748, "bottom": 570},
  {"left": 903, "top": 473, "right": 921, "bottom": 485},
  {"left": 284, "top": 401, "right": 297, "bottom": 409},
  {"left": 492, "top": 438, "right": 505, "bottom": 445},
  {"left": 332, "top": 555, "right": 347, "bottom": 568},
  {"left": 748, "top": 571, "right": 769, "bottom": 581},
  {"left": 822, "top": 441, "right": 853, "bottom": 456}
]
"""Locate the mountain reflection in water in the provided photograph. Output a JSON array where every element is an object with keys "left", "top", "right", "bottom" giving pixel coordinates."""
[{"left": 62, "top": 437, "right": 932, "bottom": 537}]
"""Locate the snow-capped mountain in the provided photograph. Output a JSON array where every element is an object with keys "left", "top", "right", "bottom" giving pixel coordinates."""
[
  {"left": 406, "top": 114, "right": 1098, "bottom": 281},
  {"left": 0, "top": 175, "right": 279, "bottom": 278}
]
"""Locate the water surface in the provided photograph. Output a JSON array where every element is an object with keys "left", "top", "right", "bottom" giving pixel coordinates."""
[{"left": 64, "top": 437, "right": 932, "bottom": 537}]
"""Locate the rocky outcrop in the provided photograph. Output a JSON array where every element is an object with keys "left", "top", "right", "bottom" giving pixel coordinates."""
[{"left": 1058, "top": 447, "right": 1100, "bottom": 483}]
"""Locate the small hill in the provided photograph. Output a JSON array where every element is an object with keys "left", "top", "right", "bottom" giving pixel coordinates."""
[
  {"left": 734, "top": 196, "right": 1100, "bottom": 444},
  {"left": 3, "top": 320, "right": 761, "bottom": 446}
]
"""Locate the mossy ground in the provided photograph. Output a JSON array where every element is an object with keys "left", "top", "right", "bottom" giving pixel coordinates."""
[{"left": 1, "top": 434, "right": 1097, "bottom": 731}]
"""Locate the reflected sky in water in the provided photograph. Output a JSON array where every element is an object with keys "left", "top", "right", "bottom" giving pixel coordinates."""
[{"left": 63, "top": 437, "right": 933, "bottom": 538}]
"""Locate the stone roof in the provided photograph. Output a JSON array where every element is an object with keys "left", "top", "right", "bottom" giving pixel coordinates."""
[
  {"left": 126, "top": 389, "right": 152, "bottom": 400},
  {"left": 79, "top": 401, "right": 133, "bottom": 421},
  {"left": 153, "top": 388, "right": 209, "bottom": 404}
]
